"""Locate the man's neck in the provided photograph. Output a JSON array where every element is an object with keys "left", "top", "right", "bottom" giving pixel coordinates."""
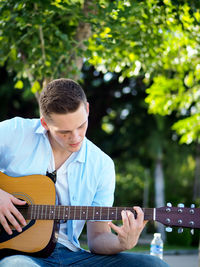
[
  {"left": 53, "top": 150, "right": 72, "bottom": 170},
  {"left": 47, "top": 132, "right": 72, "bottom": 170}
]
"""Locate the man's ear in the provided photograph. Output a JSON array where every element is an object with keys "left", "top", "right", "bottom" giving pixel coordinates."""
[
  {"left": 40, "top": 117, "right": 49, "bottom": 130},
  {"left": 86, "top": 102, "right": 89, "bottom": 115}
]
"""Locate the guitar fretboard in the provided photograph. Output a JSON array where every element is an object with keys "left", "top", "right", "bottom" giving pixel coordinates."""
[{"left": 17, "top": 205, "right": 154, "bottom": 221}]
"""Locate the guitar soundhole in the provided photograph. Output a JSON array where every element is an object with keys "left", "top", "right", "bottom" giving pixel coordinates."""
[
  {"left": 13, "top": 193, "right": 34, "bottom": 226},
  {"left": 13, "top": 193, "right": 34, "bottom": 205}
]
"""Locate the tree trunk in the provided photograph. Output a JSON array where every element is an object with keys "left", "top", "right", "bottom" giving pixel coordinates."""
[
  {"left": 193, "top": 143, "right": 200, "bottom": 201},
  {"left": 154, "top": 151, "right": 166, "bottom": 241},
  {"left": 142, "top": 169, "right": 150, "bottom": 236},
  {"left": 143, "top": 169, "right": 150, "bottom": 208},
  {"left": 199, "top": 237, "right": 200, "bottom": 267},
  {"left": 193, "top": 143, "right": 200, "bottom": 267},
  {"left": 65, "top": 0, "right": 95, "bottom": 81}
]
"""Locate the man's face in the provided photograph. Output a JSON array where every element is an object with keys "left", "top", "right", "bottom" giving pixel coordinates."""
[{"left": 41, "top": 103, "right": 89, "bottom": 154}]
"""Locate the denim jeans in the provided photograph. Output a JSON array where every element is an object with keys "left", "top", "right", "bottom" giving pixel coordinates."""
[{"left": 0, "top": 243, "right": 170, "bottom": 267}]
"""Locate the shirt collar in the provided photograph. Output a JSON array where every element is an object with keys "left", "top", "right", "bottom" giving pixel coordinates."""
[
  {"left": 35, "top": 121, "right": 47, "bottom": 135},
  {"left": 74, "top": 138, "right": 86, "bottom": 163}
]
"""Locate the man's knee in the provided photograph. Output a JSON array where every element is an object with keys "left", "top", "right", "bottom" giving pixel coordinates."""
[
  {"left": 0, "top": 255, "right": 40, "bottom": 267},
  {"left": 117, "top": 253, "right": 169, "bottom": 267}
]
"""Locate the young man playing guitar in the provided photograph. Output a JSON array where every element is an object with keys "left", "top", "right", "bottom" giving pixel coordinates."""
[{"left": 0, "top": 78, "right": 169, "bottom": 266}]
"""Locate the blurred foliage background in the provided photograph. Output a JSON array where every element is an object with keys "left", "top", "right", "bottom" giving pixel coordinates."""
[{"left": 1, "top": 0, "right": 200, "bottom": 247}]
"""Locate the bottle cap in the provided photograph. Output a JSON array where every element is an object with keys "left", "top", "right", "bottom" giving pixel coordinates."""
[{"left": 154, "top": 233, "right": 161, "bottom": 238}]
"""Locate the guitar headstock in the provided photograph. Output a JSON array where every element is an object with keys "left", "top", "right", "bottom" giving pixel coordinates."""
[{"left": 156, "top": 203, "right": 200, "bottom": 232}]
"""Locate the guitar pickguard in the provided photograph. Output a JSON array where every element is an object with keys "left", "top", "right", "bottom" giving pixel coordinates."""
[{"left": 0, "top": 220, "right": 36, "bottom": 243}]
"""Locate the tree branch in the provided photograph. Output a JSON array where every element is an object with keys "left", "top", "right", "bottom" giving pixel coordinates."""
[
  {"left": 65, "top": 0, "right": 97, "bottom": 80},
  {"left": 39, "top": 25, "right": 46, "bottom": 63}
]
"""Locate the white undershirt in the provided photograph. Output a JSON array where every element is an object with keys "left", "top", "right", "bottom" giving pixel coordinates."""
[{"left": 48, "top": 152, "right": 80, "bottom": 252}]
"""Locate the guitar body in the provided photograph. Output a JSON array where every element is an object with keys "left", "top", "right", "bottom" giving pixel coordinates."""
[{"left": 0, "top": 172, "right": 59, "bottom": 258}]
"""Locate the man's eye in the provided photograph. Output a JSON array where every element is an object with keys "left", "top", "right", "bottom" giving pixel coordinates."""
[
  {"left": 79, "top": 124, "right": 85, "bottom": 129},
  {"left": 60, "top": 132, "right": 69, "bottom": 135}
]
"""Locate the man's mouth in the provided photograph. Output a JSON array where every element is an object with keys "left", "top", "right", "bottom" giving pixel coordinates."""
[{"left": 69, "top": 142, "right": 81, "bottom": 147}]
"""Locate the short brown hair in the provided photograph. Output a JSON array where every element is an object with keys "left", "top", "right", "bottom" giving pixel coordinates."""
[{"left": 39, "top": 78, "right": 87, "bottom": 120}]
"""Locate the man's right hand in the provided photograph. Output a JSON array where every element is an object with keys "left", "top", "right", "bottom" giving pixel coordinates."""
[{"left": 0, "top": 189, "right": 27, "bottom": 235}]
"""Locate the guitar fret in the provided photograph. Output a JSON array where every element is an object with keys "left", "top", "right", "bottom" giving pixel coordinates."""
[
  {"left": 39, "top": 205, "right": 42, "bottom": 219},
  {"left": 93, "top": 206, "right": 95, "bottom": 220},
  {"left": 38, "top": 205, "right": 40, "bottom": 219},
  {"left": 35, "top": 205, "right": 39, "bottom": 219},
  {"left": 49, "top": 206, "right": 52, "bottom": 219},
  {"left": 35, "top": 205, "right": 38, "bottom": 219},
  {"left": 63, "top": 207, "right": 66, "bottom": 220},
  {"left": 53, "top": 206, "right": 55, "bottom": 219},
  {"left": 51, "top": 206, "right": 54, "bottom": 219},
  {"left": 115, "top": 207, "right": 118, "bottom": 220},
  {"left": 43, "top": 205, "right": 46, "bottom": 220},
  {"left": 82, "top": 207, "right": 86, "bottom": 220},
  {"left": 111, "top": 208, "right": 115, "bottom": 220},
  {"left": 66, "top": 207, "right": 69, "bottom": 219},
  {"left": 62, "top": 206, "right": 65, "bottom": 220},
  {"left": 52, "top": 206, "right": 55, "bottom": 219},
  {"left": 31, "top": 205, "right": 34, "bottom": 219},
  {"left": 41, "top": 205, "right": 44, "bottom": 219},
  {"left": 49, "top": 206, "right": 51, "bottom": 219},
  {"left": 100, "top": 207, "right": 102, "bottom": 220},
  {"left": 33, "top": 205, "right": 36, "bottom": 219},
  {"left": 107, "top": 207, "right": 109, "bottom": 220},
  {"left": 86, "top": 206, "right": 88, "bottom": 220},
  {"left": 57, "top": 205, "right": 60, "bottom": 219},
  {"left": 48, "top": 206, "right": 50, "bottom": 219},
  {"left": 74, "top": 206, "right": 76, "bottom": 220},
  {"left": 30, "top": 205, "right": 33, "bottom": 219},
  {"left": 32, "top": 205, "right": 35, "bottom": 219},
  {"left": 80, "top": 206, "right": 82, "bottom": 220},
  {"left": 36, "top": 205, "right": 38, "bottom": 219},
  {"left": 34, "top": 205, "right": 37, "bottom": 219},
  {"left": 45, "top": 205, "right": 47, "bottom": 220}
]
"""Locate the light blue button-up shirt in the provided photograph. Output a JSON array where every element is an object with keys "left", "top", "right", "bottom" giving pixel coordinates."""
[{"left": 0, "top": 117, "right": 115, "bottom": 248}]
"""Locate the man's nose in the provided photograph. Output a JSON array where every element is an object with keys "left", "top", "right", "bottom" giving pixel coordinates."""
[{"left": 70, "top": 130, "right": 79, "bottom": 140}]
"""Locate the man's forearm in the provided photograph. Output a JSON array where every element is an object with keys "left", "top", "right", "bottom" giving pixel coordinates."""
[
  {"left": 88, "top": 231, "right": 129, "bottom": 255},
  {"left": 87, "top": 208, "right": 145, "bottom": 255}
]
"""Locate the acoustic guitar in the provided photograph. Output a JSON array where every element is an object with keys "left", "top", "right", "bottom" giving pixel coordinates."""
[{"left": 0, "top": 172, "right": 199, "bottom": 258}]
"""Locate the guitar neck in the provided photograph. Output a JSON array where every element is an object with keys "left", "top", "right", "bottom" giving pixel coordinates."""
[{"left": 18, "top": 205, "right": 154, "bottom": 221}]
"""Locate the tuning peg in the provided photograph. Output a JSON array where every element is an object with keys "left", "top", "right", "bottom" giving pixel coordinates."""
[
  {"left": 178, "top": 203, "right": 184, "bottom": 208},
  {"left": 165, "top": 227, "right": 172, "bottom": 232},
  {"left": 191, "top": 229, "right": 194, "bottom": 235},
  {"left": 178, "top": 227, "right": 184, "bottom": 234},
  {"left": 191, "top": 204, "right": 195, "bottom": 208},
  {"left": 167, "top": 202, "right": 172, "bottom": 207}
]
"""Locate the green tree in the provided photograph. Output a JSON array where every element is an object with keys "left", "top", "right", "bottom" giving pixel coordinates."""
[{"left": 2, "top": 0, "right": 199, "bottom": 100}]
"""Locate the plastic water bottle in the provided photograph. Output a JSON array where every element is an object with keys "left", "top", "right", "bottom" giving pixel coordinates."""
[{"left": 150, "top": 233, "right": 163, "bottom": 260}]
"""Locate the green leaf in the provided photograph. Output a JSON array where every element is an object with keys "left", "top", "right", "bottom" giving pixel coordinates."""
[
  {"left": 14, "top": 80, "right": 24, "bottom": 89},
  {"left": 184, "top": 72, "right": 194, "bottom": 87},
  {"left": 31, "top": 81, "right": 40, "bottom": 94}
]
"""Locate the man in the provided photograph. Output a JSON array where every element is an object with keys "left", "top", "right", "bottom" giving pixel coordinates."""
[{"left": 0, "top": 78, "right": 169, "bottom": 266}]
